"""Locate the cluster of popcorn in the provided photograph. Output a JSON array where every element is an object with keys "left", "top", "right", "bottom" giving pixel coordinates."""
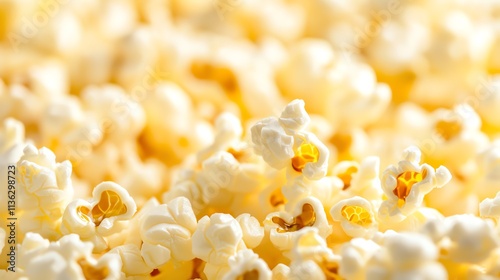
[{"left": 2, "top": 0, "right": 500, "bottom": 279}]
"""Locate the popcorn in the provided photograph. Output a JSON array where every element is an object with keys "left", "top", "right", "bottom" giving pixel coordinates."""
[
  {"left": 139, "top": 197, "right": 197, "bottom": 268},
  {"left": 287, "top": 228, "right": 342, "bottom": 280},
  {"left": 141, "top": 82, "right": 214, "bottom": 164},
  {"left": 61, "top": 181, "right": 136, "bottom": 252},
  {"left": 251, "top": 117, "right": 294, "bottom": 170},
  {"left": 339, "top": 238, "right": 380, "bottom": 280},
  {"left": 378, "top": 146, "right": 452, "bottom": 222},
  {"left": 475, "top": 141, "right": 500, "bottom": 200},
  {"left": 423, "top": 104, "right": 489, "bottom": 172},
  {"left": 264, "top": 197, "right": 332, "bottom": 253},
  {"left": 366, "top": 231, "right": 447, "bottom": 280},
  {"left": 439, "top": 214, "right": 499, "bottom": 264},
  {"left": 480, "top": 191, "right": 500, "bottom": 219},
  {"left": 192, "top": 213, "right": 246, "bottom": 267},
  {"left": 235, "top": 214, "right": 264, "bottom": 249},
  {"left": 475, "top": 75, "right": 500, "bottom": 130},
  {"left": 330, "top": 196, "right": 378, "bottom": 238},
  {"left": 331, "top": 156, "right": 383, "bottom": 202},
  {"left": 108, "top": 244, "right": 152, "bottom": 277},
  {"left": 18, "top": 232, "right": 122, "bottom": 280},
  {"left": 251, "top": 100, "right": 329, "bottom": 180},
  {"left": 81, "top": 84, "right": 146, "bottom": 142},
  {"left": 18, "top": 144, "right": 73, "bottom": 240},
  {"left": 221, "top": 249, "right": 272, "bottom": 280}
]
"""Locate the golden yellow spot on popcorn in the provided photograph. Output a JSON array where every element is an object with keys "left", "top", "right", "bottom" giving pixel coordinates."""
[
  {"left": 237, "top": 269, "right": 259, "bottom": 280},
  {"left": 291, "top": 143, "right": 320, "bottom": 172},
  {"left": 190, "top": 258, "right": 205, "bottom": 280},
  {"left": 77, "top": 206, "right": 92, "bottom": 223},
  {"left": 91, "top": 190, "right": 127, "bottom": 226},
  {"left": 341, "top": 205, "right": 372, "bottom": 226},
  {"left": 393, "top": 169, "right": 427, "bottom": 204},
  {"left": 435, "top": 119, "right": 462, "bottom": 141},
  {"left": 272, "top": 203, "right": 316, "bottom": 233},
  {"left": 338, "top": 166, "right": 358, "bottom": 190},
  {"left": 270, "top": 187, "right": 286, "bottom": 207},
  {"left": 330, "top": 132, "right": 353, "bottom": 161},
  {"left": 190, "top": 61, "right": 239, "bottom": 94},
  {"left": 228, "top": 147, "right": 246, "bottom": 161},
  {"left": 320, "top": 259, "right": 343, "bottom": 280},
  {"left": 77, "top": 258, "right": 109, "bottom": 280}
]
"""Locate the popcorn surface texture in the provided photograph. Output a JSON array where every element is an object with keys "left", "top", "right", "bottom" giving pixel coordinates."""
[{"left": 2, "top": 0, "right": 500, "bottom": 279}]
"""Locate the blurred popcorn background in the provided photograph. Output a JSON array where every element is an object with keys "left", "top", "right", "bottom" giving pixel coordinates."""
[{"left": 2, "top": 0, "right": 500, "bottom": 279}]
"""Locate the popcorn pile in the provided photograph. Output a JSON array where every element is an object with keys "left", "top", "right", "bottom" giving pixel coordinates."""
[{"left": 2, "top": 0, "right": 500, "bottom": 279}]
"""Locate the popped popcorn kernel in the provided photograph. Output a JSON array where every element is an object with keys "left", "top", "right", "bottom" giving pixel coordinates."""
[{"left": 272, "top": 203, "right": 315, "bottom": 233}]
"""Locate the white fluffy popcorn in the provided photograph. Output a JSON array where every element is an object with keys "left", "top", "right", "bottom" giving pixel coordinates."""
[
  {"left": 278, "top": 99, "right": 310, "bottom": 135},
  {"left": 330, "top": 196, "right": 378, "bottom": 238},
  {"left": 235, "top": 213, "right": 264, "bottom": 249},
  {"left": 61, "top": 181, "right": 136, "bottom": 252},
  {"left": 222, "top": 249, "right": 272, "bottom": 280},
  {"left": 475, "top": 141, "right": 500, "bottom": 200},
  {"left": 366, "top": 231, "right": 447, "bottom": 280},
  {"left": 378, "top": 146, "right": 452, "bottom": 222},
  {"left": 18, "top": 144, "right": 74, "bottom": 239},
  {"left": 192, "top": 213, "right": 246, "bottom": 266},
  {"left": 285, "top": 228, "right": 342, "bottom": 280},
  {"left": 18, "top": 232, "right": 122, "bottom": 280},
  {"left": 251, "top": 99, "right": 329, "bottom": 180},
  {"left": 480, "top": 191, "right": 500, "bottom": 219},
  {"left": 339, "top": 238, "right": 380, "bottom": 280},
  {"left": 139, "top": 197, "right": 197, "bottom": 268},
  {"left": 251, "top": 117, "right": 294, "bottom": 170},
  {"left": 439, "top": 214, "right": 499, "bottom": 264},
  {"left": 264, "top": 197, "right": 332, "bottom": 253}
]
